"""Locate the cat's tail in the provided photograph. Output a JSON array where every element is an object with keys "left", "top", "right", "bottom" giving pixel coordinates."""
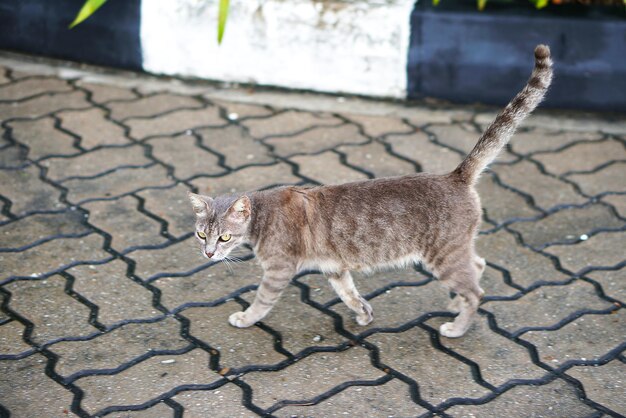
[{"left": 453, "top": 45, "right": 553, "bottom": 184}]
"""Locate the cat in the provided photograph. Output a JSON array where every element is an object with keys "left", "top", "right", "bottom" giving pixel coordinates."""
[{"left": 188, "top": 45, "right": 553, "bottom": 338}]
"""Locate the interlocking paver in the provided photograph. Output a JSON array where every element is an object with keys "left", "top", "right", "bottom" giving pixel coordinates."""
[
  {"left": 50, "top": 317, "right": 188, "bottom": 377},
  {"left": 444, "top": 378, "right": 595, "bottom": 417},
  {"left": 197, "top": 125, "right": 274, "bottom": 168},
  {"left": 0, "top": 354, "right": 78, "bottom": 417},
  {"left": 240, "top": 346, "right": 384, "bottom": 410},
  {"left": 0, "top": 57, "right": 623, "bottom": 417},
  {"left": 567, "top": 359, "right": 626, "bottom": 415},
  {"left": 8, "top": 117, "right": 77, "bottom": 159},
  {"left": 265, "top": 123, "right": 368, "bottom": 157},
  {"left": 366, "top": 327, "right": 491, "bottom": 405},
  {"left": 58, "top": 107, "right": 130, "bottom": 149},
  {"left": 67, "top": 260, "right": 160, "bottom": 325},
  {"left": 107, "top": 93, "right": 202, "bottom": 120},
  {"left": 3, "top": 275, "right": 98, "bottom": 344}
]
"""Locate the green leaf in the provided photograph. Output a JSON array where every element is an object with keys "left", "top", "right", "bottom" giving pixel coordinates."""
[
  {"left": 433, "top": 0, "right": 441, "bottom": 6},
  {"left": 218, "top": 0, "right": 230, "bottom": 45},
  {"left": 69, "top": 0, "right": 107, "bottom": 29},
  {"left": 535, "top": 0, "right": 549, "bottom": 8},
  {"left": 478, "top": 0, "right": 487, "bottom": 10}
]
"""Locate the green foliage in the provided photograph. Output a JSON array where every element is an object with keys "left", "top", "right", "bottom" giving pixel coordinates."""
[
  {"left": 69, "top": 0, "right": 107, "bottom": 28},
  {"left": 218, "top": 0, "right": 230, "bottom": 44}
]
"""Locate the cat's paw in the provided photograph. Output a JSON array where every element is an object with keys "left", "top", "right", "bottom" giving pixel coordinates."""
[
  {"left": 228, "top": 311, "right": 255, "bottom": 328},
  {"left": 439, "top": 322, "right": 466, "bottom": 338},
  {"left": 356, "top": 299, "right": 374, "bottom": 326}
]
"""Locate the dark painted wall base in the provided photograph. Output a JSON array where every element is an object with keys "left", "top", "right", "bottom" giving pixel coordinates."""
[
  {"left": 0, "top": 0, "right": 142, "bottom": 70},
  {"left": 408, "top": 2, "right": 626, "bottom": 111}
]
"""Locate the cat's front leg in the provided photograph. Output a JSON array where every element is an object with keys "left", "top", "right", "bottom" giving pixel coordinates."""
[{"left": 229, "top": 263, "right": 295, "bottom": 328}]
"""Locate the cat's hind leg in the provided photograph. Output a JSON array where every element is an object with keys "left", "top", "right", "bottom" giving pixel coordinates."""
[
  {"left": 328, "top": 270, "right": 373, "bottom": 326},
  {"left": 437, "top": 260, "right": 483, "bottom": 338},
  {"left": 447, "top": 255, "right": 485, "bottom": 313}
]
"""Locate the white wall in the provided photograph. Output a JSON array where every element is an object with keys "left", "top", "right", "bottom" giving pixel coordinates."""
[{"left": 140, "top": 0, "right": 414, "bottom": 98}]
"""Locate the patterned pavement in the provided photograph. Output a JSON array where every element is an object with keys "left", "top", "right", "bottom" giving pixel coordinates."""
[{"left": 0, "top": 57, "right": 625, "bottom": 418}]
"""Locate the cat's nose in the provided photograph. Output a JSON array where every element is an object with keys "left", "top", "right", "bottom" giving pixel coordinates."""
[{"left": 205, "top": 251, "right": 214, "bottom": 258}]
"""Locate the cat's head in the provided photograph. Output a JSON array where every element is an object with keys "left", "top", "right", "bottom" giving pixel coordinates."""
[{"left": 188, "top": 192, "right": 251, "bottom": 261}]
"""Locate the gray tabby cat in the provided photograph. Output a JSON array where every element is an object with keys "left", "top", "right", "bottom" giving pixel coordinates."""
[{"left": 189, "top": 45, "right": 553, "bottom": 338}]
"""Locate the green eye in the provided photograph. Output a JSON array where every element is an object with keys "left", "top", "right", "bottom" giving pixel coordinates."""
[
  {"left": 197, "top": 231, "right": 207, "bottom": 239},
  {"left": 219, "top": 233, "right": 231, "bottom": 242}
]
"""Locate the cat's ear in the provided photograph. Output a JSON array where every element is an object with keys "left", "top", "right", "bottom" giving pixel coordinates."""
[
  {"left": 227, "top": 195, "right": 251, "bottom": 221},
  {"left": 188, "top": 192, "right": 213, "bottom": 217}
]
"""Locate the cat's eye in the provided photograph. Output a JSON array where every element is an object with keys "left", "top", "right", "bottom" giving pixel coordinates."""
[
  {"left": 197, "top": 231, "right": 207, "bottom": 239},
  {"left": 219, "top": 233, "right": 231, "bottom": 242}
]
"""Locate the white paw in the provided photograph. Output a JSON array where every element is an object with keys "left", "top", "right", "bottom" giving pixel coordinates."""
[
  {"left": 439, "top": 322, "right": 465, "bottom": 338},
  {"left": 356, "top": 299, "right": 374, "bottom": 326},
  {"left": 228, "top": 311, "right": 255, "bottom": 328}
]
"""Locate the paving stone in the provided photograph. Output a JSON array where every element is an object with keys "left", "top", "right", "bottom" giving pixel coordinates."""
[
  {"left": 127, "top": 106, "right": 225, "bottom": 139},
  {"left": 337, "top": 141, "right": 416, "bottom": 178},
  {"left": 522, "top": 309, "right": 626, "bottom": 366},
  {"left": 480, "top": 264, "right": 522, "bottom": 298},
  {"left": 107, "top": 93, "right": 202, "bottom": 120},
  {"left": 0, "top": 320, "right": 31, "bottom": 356},
  {"left": 75, "top": 348, "right": 220, "bottom": 416},
  {"left": 42, "top": 145, "right": 148, "bottom": 181},
  {"left": 444, "top": 378, "right": 595, "bottom": 417},
  {"left": 384, "top": 131, "right": 463, "bottom": 174},
  {"left": 77, "top": 81, "right": 138, "bottom": 103},
  {"left": 127, "top": 237, "right": 209, "bottom": 281},
  {"left": 171, "top": 383, "right": 254, "bottom": 418},
  {"left": 0, "top": 77, "right": 71, "bottom": 101},
  {"left": 332, "top": 281, "right": 450, "bottom": 336},
  {"left": 154, "top": 256, "right": 261, "bottom": 310},
  {"left": 212, "top": 99, "right": 274, "bottom": 119},
  {"left": 183, "top": 302, "right": 287, "bottom": 368},
  {"left": 366, "top": 327, "right": 490, "bottom": 405},
  {"left": 50, "top": 317, "right": 188, "bottom": 378},
  {"left": 0, "top": 293, "right": 9, "bottom": 323},
  {"left": 534, "top": 139, "right": 625, "bottom": 176},
  {"left": 0, "top": 353, "right": 77, "bottom": 417},
  {"left": 568, "top": 162, "right": 626, "bottom": 196},
  {"left": 482, "top": 281, "right": 613, "bottom": 335},
  {"left": 82, "top": 196, "right": 166, "bottom": 251},
  {"left": 343, "top": 113, "right": 413, "bottom": 138},
  {"left": 265, "top": 124, "right": 368, "bottom": 157},
  {"left": 0, "top": 211, "right": 88, "bottom": 249},
  {"left": 429, "top": 123, "right": 516, "bottom": 164},
  {"left": 425, "top": 315, "right": 547, "bottom": 387},
  {"left": 406, "top": 106, "right": 474, "bottom": 126},
  {"left": 58, "top": 107, "right": 129, "bottom": 149},
  {"left": 0, "top": 144, "right": 26, "bottom": 167},
  {"left": 601, "top": 194, "right": 626, "bottom": 218},
  {"left": 110, "top": 401, "right": 175, "bottom": 417},
  {"left": 290, "top": 151, "right": 368, "bottom": 185},
  {"left": 67, "top": 260, "right": 160, "bottom": 326},
  {"left": 0, "top": 90, "right": 90, "bottom": 120},
  {"left": 3, "top": 275, "right": 98, "bottom": 344},
  {"left": 567, "top": 359, "right": 626, "bottom": 415},
  {"left": 492, "top": 160, "right": 587, "bottom": 209},
  {"left": 63, "top": 165, "right": 173, "bottom": 203},
  {"left": 147, "top": 133, "right": 225, "bottom": 179},
  {"left": 508, "top": 204, "right": 624, "bottom": 249},
  {"left": 476, "top": 172, "right": 541, "bottom": 226},
  {"left": 197, "top": 125, "right": 274, "bottom": 168},
  {"left": 137, "top": 183, "right": 194, "bottom": 238},
  {"left": 7, "top": 117, "right": 77, "bottom": 160},
  {"left": 509, "top": 128, "right": 604, "bottom": 155},
  {"left": 587, "top": 268, "right": 625, "bottom": 304},
  {"left": 0, "top": 67, "right": 9, "bottom": 84},
  {"left": 544, "top": 231, "right": 625, "bottom": 274},
  {"left": 0, "top": 164, "right": 63, "bottom": 216},
  {"left": 241, "top": 346, "right": 384, "bottom": 410},
  {"left": 475, "top": 230, "right": 569, "bottom": 288},
  {"left": 190, "top": 163, "right": 299, "bottom": 196},
  {"left": 0, "top": 234, "right": 110, "bottom": 282},
  {"left": 281, "top": 377, "right": 427, "bottom": 417},
  {"left": 240, "top": 286, "right": 345, "bottom": 355},
  {"left": 242, "top": 110, "right": 342, "bottom": 138}
]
